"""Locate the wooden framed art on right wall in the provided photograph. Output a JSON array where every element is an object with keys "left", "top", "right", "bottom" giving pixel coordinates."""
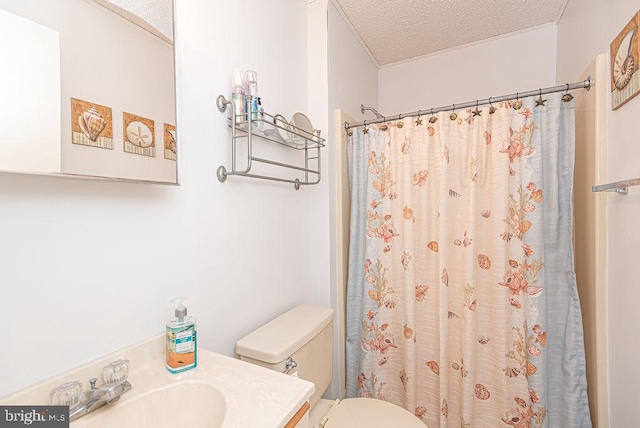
[{"left": 611, "top": 11, "right": 640, "bottom": 110}]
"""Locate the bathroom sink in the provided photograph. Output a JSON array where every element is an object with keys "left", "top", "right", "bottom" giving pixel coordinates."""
[{"left": 73, "top": 382, "right": 226, "bottom": 428}]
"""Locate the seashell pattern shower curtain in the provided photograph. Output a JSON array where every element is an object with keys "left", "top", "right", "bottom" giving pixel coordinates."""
[{"left": 345, "top": 93, "right": 591, "bottom": 427}]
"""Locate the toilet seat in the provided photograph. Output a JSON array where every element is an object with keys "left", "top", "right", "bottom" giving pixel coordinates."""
[{"left": 321, "top": 397, "right": 425, "bottom": 427}]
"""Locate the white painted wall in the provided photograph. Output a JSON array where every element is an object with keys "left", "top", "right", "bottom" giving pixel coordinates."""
[
  {"left": 378, "top": 26, "right": 558, "bottom": 114},
  {"left": 558, "top": 2, "right": 640, "bottom": 426},
  {"left": 0, "top": 0, "right": 330, "bottom": 398},
  {"left": 327, "top": 0, "right": 379, "bottom": 398}
]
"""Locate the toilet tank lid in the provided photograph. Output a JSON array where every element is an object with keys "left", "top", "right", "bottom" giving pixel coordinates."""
[{"left": 236, "top": 305, "right": 334, "bottom": 364}]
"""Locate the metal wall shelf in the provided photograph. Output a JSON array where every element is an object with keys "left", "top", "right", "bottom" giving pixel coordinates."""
[
  {"left": 592, "top": 178, "right": 640, "bottom": 195},
  {"left": 216, "top": 95, "right": 324, "bottom": 190}
]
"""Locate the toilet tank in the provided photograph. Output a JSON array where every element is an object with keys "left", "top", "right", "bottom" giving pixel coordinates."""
[{"left": 236, "top": 305, "right": 334, "bottom": 408}]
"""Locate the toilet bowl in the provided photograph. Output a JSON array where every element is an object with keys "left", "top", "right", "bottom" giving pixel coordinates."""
[{"left": 236, "top": 304, "right": 424, "bottom": 428}]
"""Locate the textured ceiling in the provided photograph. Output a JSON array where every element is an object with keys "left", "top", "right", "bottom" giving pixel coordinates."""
[
  {"left": 332, "top": 0, "right": 568, "bottom": 66},
  {"left": 97, "top": 0, "right": 173, "bottom": 43}
]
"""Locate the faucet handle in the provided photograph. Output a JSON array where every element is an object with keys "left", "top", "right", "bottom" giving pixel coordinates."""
[
  {"left": 51, "top": 381, "right": 83, "bottom": 407},
  {"left": 103, "top": 359, "right": 130, "bottom": 384}
]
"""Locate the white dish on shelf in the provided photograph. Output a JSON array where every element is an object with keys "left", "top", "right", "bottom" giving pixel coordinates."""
[{"left": 291, "top": 112, "right": 314, "bottom": 139}]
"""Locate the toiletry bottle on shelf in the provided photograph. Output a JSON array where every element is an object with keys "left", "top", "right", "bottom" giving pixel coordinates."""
[
  {"left": 231, "top": 69, "right": 245, "bottom": 122},
  {"left": 166, "top": 297, "right": 197, "bottom": 373},
  {"left": 244, "top": 70, "right": 259, "bottom": 121},
  {"left": 256, "top": 97, "right": 264, "bottom": 129}
]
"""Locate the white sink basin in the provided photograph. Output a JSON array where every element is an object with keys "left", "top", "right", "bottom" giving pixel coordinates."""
[{"left": 74, "top": 382, "right": 226, "bottom": 428}]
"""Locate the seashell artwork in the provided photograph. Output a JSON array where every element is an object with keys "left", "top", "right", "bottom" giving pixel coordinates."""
[
  {"left": 397, "top": 121, "right": 404, "bottom": 128},
  {"left": 164, "top": 123, "right": 177, "bottom": 161},
  {"left": 513, "top": 99, "right": 523, "bottom": 110},
  {"left": 441, "top": 399, "right": 448, "bottom": 417},
  {"left": 124, "top": 112, "right": 155, "bottom": 157},
  {"left": 427, "top": 126, "right": 435, "bottom": 137},
  {"left": 441, "top": 268, "right": 448, "bottom": 286},
  {"left": 481, "top": 209, "right": 491, "bottom": 218},
  {"left": 429, "top": 116, "right": 438, "bottom": 124},
  {"left": 477, "top": 254, "right": 491, "bottom": 269},
  {"left": 454, "top": 239, "right": 462, "bottom": 246},
  {"left": 426, "top": 360, "right": 440, "bottom": 375},
  {"left": 478, "top": 335, "right": 490, "bottom": 345},
  {"left": 611, "top": 13, "right": 640, "bottom": 110},
  {"left": 79, "top": 107, "right": 107, "bottom": 141},
  {"left": 475, "top": 384, "right": 491, "bottom": 400},
  {"left": 509, "top": 297, "right": 521, "bottom": 309},
  {"left": 447, "top": 311, "right": 459, "bottom": 319},
  {"left": 449, "top": 189, "right": 462, "bottom": 198},
  {"left": 451, "top": 362, "right": 460, "bottom": 370},
  {"left": 443, "top": 144, "right": 450, "bottom": 164},
  {"left": 427, "top": 241, "right": 439, "bottom": 252},
  {"left": 71, "top": 98, "right": 113, "bottom": 149},
  {"left": 379, "top": 357, "right": 388, "bottom": 366}
]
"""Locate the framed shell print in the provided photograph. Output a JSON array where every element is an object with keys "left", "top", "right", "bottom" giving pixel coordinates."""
[
  {"left": 611, "top": 11, "right": 640, "bottom": 110},
  {"left": 71, "top": 98, "right": 113, "bottom": 149},
  {"left": 123, "top": 112, "right": 155, "bottom": 157},
  {"left": 164, "top": 123, "right": 177, "bottom": 161}
]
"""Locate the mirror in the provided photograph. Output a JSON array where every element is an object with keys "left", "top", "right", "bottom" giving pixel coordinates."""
[{"left": 0, "top": 0, "right": 177, "bottom": 184}]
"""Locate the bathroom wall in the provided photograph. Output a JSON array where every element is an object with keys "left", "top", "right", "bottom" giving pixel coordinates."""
[
  {"left": 378, "top": 25, "right": 558, "bottom": 114},
  {"left": 558, "top": 2, "right": 640, "bottom": 426},
  {"left": 327, "top": 0, "right": 379, "bottom": 397},
  {"left": 0, "top": 0, "right": 331, "bottom": 398}
]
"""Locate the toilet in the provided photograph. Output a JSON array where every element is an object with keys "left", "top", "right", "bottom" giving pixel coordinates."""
[{"left": 236, "top": 304, "right": 425, "bottom": 427}]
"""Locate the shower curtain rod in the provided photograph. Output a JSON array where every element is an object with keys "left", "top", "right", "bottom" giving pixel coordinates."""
[{"left": 345, "top": 77, "right": 593, "bottom": 130}]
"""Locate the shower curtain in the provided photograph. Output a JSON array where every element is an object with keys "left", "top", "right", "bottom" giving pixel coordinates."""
[{"left": 345, "top": 93, "right": 591, "bottom": 427}]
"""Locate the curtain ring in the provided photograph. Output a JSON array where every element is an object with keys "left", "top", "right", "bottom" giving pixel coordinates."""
[
  {"left": 473, "top": 99, "right": 481, "bottom": 117},
  {"left": 380, "top": 116, "right": 388, "bottom": 131},
  {"left": 489, "top": 97, "right": 496, "bottom": 114},
  {"left": 562, "top": 83, "right": 574, "bottom": 102},
  {"left": 397, "top": 113, "right": 404, "bottom": 128},
  {"left": 450, "top": 104, "right": 457, "bottom": 121},
  {"left": 362, "top": 119, "right": 369, "bottom": 134},
  {"left": 429, "top": 108, "right": 437, "bottom": 123},
  {"left": 415, "top": 110, "right": 423, "bottom": 126},
  {"left": 513, "top": 92, "right": 522, "bottom": 110},
  {"left": 536, "top": 88, "right": 547, "bottom": 107}
]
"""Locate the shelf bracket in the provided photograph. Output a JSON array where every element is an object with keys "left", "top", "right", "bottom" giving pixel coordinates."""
[{"left": 592, "top": 177, "right": 640, "bottom": 195}]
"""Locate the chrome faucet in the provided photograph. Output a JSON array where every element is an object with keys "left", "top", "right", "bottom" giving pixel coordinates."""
[
  {"left": 69, "top": 377, "right": 132, "bottom": 421},
  {"left": 51, "top": 359, "right": 132, "bottom": 422}
]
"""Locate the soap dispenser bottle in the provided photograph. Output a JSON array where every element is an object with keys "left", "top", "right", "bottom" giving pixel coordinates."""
[{"left": 166, "top": 298, "right": 197, "bottom": 373}]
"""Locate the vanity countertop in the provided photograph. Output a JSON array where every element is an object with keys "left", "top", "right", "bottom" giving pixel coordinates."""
[{"left": 1, "top": 335, "right": 315, "bottom": 428}]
